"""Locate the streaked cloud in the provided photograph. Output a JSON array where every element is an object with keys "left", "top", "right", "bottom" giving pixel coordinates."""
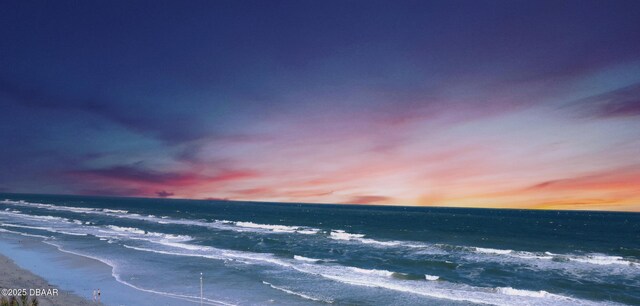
[{"left": 1, "top": 1, "right": 640, "bottom": 211}]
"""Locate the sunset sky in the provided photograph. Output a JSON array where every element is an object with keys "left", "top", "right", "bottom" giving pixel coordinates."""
[{"left": 1, "top": 1, "right": 640, "bottom": 211}]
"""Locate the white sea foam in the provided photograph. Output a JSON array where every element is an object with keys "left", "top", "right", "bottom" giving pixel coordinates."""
[
  {"left": 358, "top": 238, "right": 402, "bottom": 246},
  {"left": 1, "top": 199, "right": 321, "bottom": 237},
  {"left": 464, "top": 246, "right": 639, "bottom": 269},
  {"left": 571, "top": 255, "right": 629, "bottom": 266},
  {"left": 0, "top": 209, "right": 191, "bottom": 243},
  {"left": 129, "top": 243, "right": 609, "bottom": 305},
  {"left": 153, "top": 240, "right": 210, "bottom": 251},
  {"left": 42, "top": 241, "right": 235, "bottom": 306},
  {"left": 327, "top": 229, "right": 435, "bottom": 251},
  {"left": 127, "top": 237, "right": 296, "bottom": 269},
  {"left": 0, "top": 210, "right": 71, "bottom": 223},
  {"left": 232, "top": 221, "right": 321, "bottom": 235},
  {"left": 99, "top": 231, "right": 612, "bottom": 306},
  {"left": 424, "top": 274, "right": 439, "bottom": 281},
  {"left": 348, "top": 267, "right": 394, "bottom": 277},
  {"left": 551, "top": 253, "right": 637, "bottom": 266},
  {"left": 1, "top": 200, "right": 100, "bottom": 214},
  {"left": 107, "top": 225, "right": 146, "bottom": 235},
  {"left": 102, "top": 209, "right": 128, "bottom": 214},
  {"left": 475, "top": 247, "right": 513, "bottom": 255},
  {"left": 310, "top": 265, "right": 592, "bottom": 306},
  {"left": 123, "top": 244, "right": 227, "bottom": 261},
  {"left": 0, "top": 201, "right": 384, "bottom": 251},
  {"left": 2, "top": 199, "right": 637, "bottom": 278},
  {"left": 262, "top": 281, "right": 333, "bottom": 303},
  {"left": 234, "top": 221, "right": 300, "bottom": 233},
  {"left": 329, "top": 230, "right": 364, "bottom": 240},
  {"left": 184, "top": 243, "right": 613, "bottom": 305},
  {"left": 293, "top": 255, "right": 321, "bottom": 263},
  {"left": 510, "top": 252, "right": 554, "bottom": 260},
  {"left": 102, "top": 226, "right": 192, "bottom": 242},
  {"left": 497, "top": 287, "right": 555, "bottom": 298}
]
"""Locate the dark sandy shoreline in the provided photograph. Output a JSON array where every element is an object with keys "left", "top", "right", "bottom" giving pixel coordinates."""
[{"left": 0, "top": 253, "right": 93, "bottom": 306}]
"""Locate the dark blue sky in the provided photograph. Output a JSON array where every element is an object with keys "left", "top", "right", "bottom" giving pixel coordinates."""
[{"left": 1, "top": 1, "right": 640, "bottom": 210}]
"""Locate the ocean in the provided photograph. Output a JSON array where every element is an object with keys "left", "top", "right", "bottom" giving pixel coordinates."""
[{"left": 0, "top": 193, "right": 638, "bottom": 305}]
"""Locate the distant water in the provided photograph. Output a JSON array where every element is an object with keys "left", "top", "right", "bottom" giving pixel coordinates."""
[{"left": 0, "top": 194, "right": 638, "bottom": 306}]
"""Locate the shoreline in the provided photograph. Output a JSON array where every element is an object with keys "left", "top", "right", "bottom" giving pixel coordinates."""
[
  {"left": 0, "top": 231, "right": 207, "bottom": 306},
  {"left": 0, "top": 252, "right": 93, "bottom": 306}
]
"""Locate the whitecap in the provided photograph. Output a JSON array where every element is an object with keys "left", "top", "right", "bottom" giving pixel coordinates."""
[
  {"left": 102, "top": 209, "right": 128, "bottom": 214},
  {"left": 293, "top": 255, "right": 321, "bottom": 263},
  {"left": 329, "top": 230, "right": 365, "bottom": 241},
  {"left": 475, "top": 247, "right": 513, "bottom": 255},
  {"left": 234, "top": 221, "right": 300, "bottom": 232}
]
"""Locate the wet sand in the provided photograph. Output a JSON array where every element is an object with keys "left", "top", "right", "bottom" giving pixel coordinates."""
[
  {"left": 0, "top": 231, "right": 194, "bottom": 306},
  {"left": 0, "top": 253, "right": 94, "bottom": 306}
]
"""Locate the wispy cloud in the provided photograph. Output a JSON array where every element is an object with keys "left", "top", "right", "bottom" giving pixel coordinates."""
[
  {"left": 156, "top": 190, "right": 174, "bottom": 198},
  {"left": 565, "top": 83, "right": 640, "bottom": 119},
  {"left": 527, "top": 165, "right": 640, "bottom": 192},
  {"left": 347, "top": 195, "right": 392, "bottom": 205},
  {"left": 2, "top": 1, "right": 640, "bottom": 210},
  {"left": 66, "top": 164, "right": 259, "bottom": 198}
]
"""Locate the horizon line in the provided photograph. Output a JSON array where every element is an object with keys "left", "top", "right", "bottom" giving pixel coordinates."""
[{"left": 1, "top": 191, "right": 638, "bottom": 214}]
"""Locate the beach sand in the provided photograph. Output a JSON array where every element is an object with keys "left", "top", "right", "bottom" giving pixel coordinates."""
[
  {"left": 0, "top": 253, "right": 93, "bottom": 306},
  {"left": 0, "top": 231, "right": 195, "bottom": 306}
]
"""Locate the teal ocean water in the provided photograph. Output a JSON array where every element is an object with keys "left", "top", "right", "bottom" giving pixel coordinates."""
[{"left": 0, "top": 193, "right": 638, "bottom": 305}]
